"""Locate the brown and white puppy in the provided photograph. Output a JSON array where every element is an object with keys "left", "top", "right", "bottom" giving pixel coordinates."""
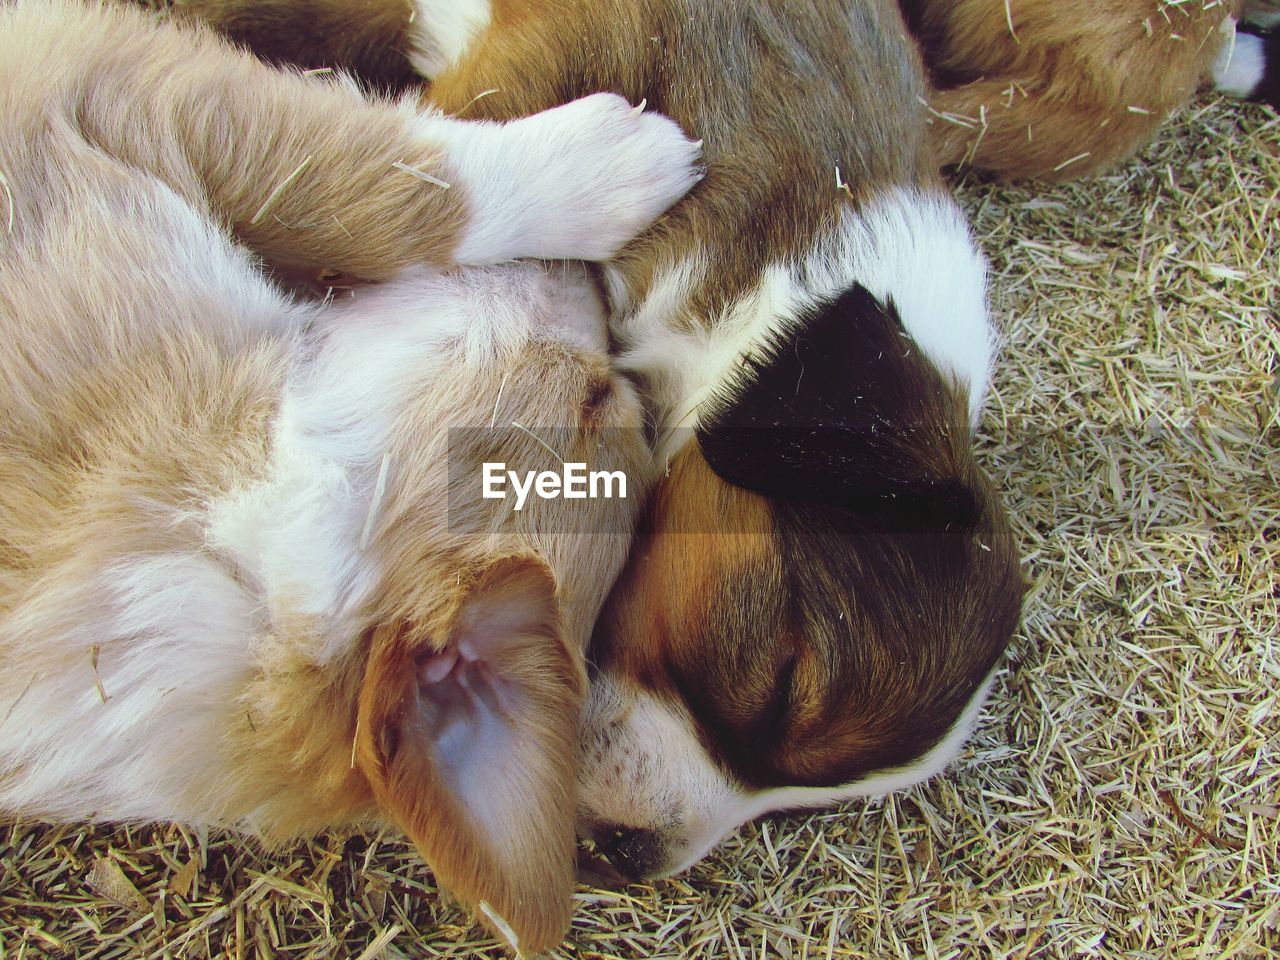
[
  {"left": 901, "top": 0, "right": 1280, "bottom": 180},
  {"left": 0, "top": 0, "right": 702, "bottom": 951},
  {"left": 181, "top": 0, "right": 1027, "bottom": 883}
]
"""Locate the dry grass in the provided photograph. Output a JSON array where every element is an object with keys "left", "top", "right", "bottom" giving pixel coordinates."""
[{"left": 2, "top": 97, "right": 1278, "bottom": 959}]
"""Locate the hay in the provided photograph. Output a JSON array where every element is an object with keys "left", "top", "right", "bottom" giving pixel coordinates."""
[
  {"left": 2, "top": 98, "right": 1276, "bottom": 959},
  {"left": 249, "top": 156, "right": 315, "bottom": 226}
]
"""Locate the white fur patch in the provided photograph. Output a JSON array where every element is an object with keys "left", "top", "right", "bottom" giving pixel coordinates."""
[
  {"left": 577, "top": 683, "right": 742, "bottom": 868},
  {"left": 411, "top": 94, "right": 703, "bottom": 264},
  {"left": 1214, "top": 30, "right": 1266, "bottom": 97},
  {"left": 815, "top": 189, "right": 993, "bottom": 426},
  {"left": 617, "top": 187, "right": 993, "bottom": 447},
  {"left": 207, "top": 270, "right": 486, "bottom": 661},
  {"left": 619, "top": 259, "right": 809, "bottom": 456},
  {"left": 407, "top": 0, "right": 492, "bottom": 79},
  {"left": 205, "top": 438, "right": 377, "bottom": 662},
  {"left": 0, "top": 554, "right": 257, "bottom": 823}
]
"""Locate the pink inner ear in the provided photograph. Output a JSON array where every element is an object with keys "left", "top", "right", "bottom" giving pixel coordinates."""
[
  {"left": 407, "top": 641, "right": 542, "bottom": 846},
  {"left": 416, "top": 646, "right": 520, "bottom": 730}
]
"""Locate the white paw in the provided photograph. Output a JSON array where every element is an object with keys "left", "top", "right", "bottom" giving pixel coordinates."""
[
  {"left": 431, "top": 94, "right": 703, "bottom": 264},
  {"left": 509, "top": 93, "right": 704, "bottom": 260},
  {"left": 1213, "top": 30, "right": 1265, "bottom": 97}
]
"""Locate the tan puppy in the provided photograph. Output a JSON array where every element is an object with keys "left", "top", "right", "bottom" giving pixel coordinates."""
[
  {"left": 902, "top": 0, "right": 1280, "bottom": 180},
  {"left": 181, "top": 0, "right": 1026, "bottom": 885},
  {"left": 0, "top": 0, "right": 703, "bottom": 951}
]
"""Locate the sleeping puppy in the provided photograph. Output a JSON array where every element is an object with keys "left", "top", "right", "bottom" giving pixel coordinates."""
[
  {"left": 180, "top": 0, "right": 1026, "bottom": 884},
  {"left": 0, "top": 0, "right": 701, "bottom": 951},
  {"left": 901, "top": 0, "right": 1280, "bottom": 180}
]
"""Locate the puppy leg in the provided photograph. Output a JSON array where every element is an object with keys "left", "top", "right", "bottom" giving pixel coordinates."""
[
  {"left": 926, "top": 79, "right": 1171, "bottom": 181},
  {"left": 57, "top": 12, "right": 460, "bottom": 278},
  {"left": 172, "top": 0, "right": 418, "bottom": 88},
  {"left": 917, "top": 0, "right": 1235, "bottom": 181},
  {"left": 50, "top": 5, "right": 696, "bottom": 274}
]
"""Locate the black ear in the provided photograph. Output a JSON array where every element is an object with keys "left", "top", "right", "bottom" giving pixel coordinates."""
[{"left": 695, "top": 284, "right": 979, "bottom": 533}]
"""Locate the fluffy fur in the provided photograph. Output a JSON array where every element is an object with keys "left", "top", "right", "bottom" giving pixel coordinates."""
[
  {"left": 178, "top": 0, "right": 1027, "bottom": 883},
  {"left": 0, "top": 0, "right": 702, "bottom": 951}
]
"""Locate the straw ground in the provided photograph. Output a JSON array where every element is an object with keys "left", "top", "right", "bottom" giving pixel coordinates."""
[{"left": 1, "top": 92, "right": 1277, "bottom": 960}]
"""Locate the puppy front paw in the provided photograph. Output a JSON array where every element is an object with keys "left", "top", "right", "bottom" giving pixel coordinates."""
[
  {"left": 518, "top": 93, "right": 703, "bottom": 260},
  {"left": 433, "top": 93, "right": 702, "bottom": 264}
]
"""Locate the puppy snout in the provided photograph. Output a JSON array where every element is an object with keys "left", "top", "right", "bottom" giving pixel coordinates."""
[{"left": 597, "top": 825, "right": 663, "bottom": 881}]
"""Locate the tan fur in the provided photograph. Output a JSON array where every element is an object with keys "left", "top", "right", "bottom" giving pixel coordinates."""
[
  {"left": 0, "top": 1, "right": 701, "bottom": 951},
  {"left": 3, "top": 2, "right": 477, "bottom": 277}
]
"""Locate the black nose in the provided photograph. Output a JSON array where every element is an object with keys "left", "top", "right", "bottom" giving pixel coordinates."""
[{"left": 597, "top": 825, "right": 663, "bottom": 881}]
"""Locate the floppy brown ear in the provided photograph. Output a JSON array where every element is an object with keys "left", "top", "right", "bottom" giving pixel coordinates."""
[{"left": 355, "top": 557, "right": 584, "bottom": 955}]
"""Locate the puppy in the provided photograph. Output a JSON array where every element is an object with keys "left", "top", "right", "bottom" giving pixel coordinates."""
[
  {"left": 0, "top": 0, "right": 701, "bottom": 951},
  {"left": 901, "top": 0, "right": 1280, "bottom": 180},
  {"left": 181, "top": 0, "right": 1027, "bottom": 884}
]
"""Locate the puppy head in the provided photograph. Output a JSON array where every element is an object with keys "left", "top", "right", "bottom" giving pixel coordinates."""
[
  {"left": 337, "top": 261, "right": 653, "bottom": 949},
  {"left": 310, "top": 259, "right": 654, "bottom": 648},
  {"left": 578, "top": 284, "right": 1024, "bottom": 880}
]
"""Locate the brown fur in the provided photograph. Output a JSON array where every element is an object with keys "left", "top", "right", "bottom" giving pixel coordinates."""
[
  {"left": 174, "top": 0, "right": 422, "bottom": 88},
  {"left": 417, "top": 0, "right": 1023, "bottom": 797},
  {"left": 900, "top": 0, "right": 1246, "bottom": 180},
  {"left": 182, "top": 0, "right": 1280, "bottom": 185},
  {"left": 597, "top": 447, "right": 774, "bottom": 693},
  {"left": 423, "top": 0, "right": 936, "bottom": 310},
  {"left": 599, "top": 299, "right": 1023, "bottom": 790}
]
